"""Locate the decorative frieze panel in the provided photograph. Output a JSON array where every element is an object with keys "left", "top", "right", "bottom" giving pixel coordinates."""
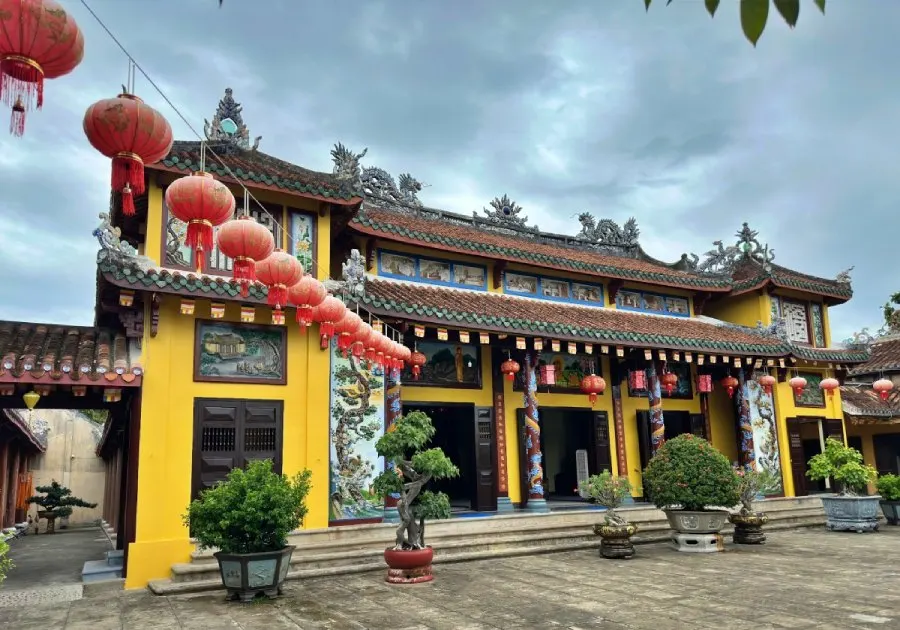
[
  {"left": 810, "top": 303, "right": 825, "bottom": 347},
  {"left": 782, "top": 300, "right": 810, "bottom": 344}
]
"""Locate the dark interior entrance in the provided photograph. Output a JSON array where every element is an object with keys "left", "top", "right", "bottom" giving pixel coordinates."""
[
  {"left": 787, "top": 417, "right": 849, "bottom": 496},
  {"left": 874, "top": 434, "right": 900, "bottom": 475},
  {"left": 516, "top": 408, "right": 612, "bottom": 506},
  {"left": 402, "top": 403, "right": 496, "bottom": 513},
  {"left": 636, "top": 410, "right": 706, "bottom": 470}
]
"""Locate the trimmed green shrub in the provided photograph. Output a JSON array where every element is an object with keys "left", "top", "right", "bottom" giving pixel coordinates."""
[
  {"left": 642, "top": 434, "right": 740, "bottom": 511},
  {"left": 183, "top": 460, "right": 312, "bottom": 554},
  {"left": 875, "top": 473, "right": 900, "bottom": 501},
  {"left": 807, "top": 438, "right": 876, "bottom": 495}
]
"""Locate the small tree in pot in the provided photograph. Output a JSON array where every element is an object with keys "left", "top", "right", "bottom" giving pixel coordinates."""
[
  {"left": 807, "top": 438, "right": 879, "bottom": 533},
  {"left": 581, "top": 471, "right": 636, "bottom": 559},
  {"left": 183, "top": 460, "right": 312, "bottom": 602},
  {"left": 729, "top": 467, "right": 778, "bottom": 544},
  {"left": 372, "top": 410, "right": 458, "bottom": 584},
  {"left": 642, "top": 434, "right": 740, "bottom": 552},
  {"left": 876, "top": 474, "right": 900, "bottom": 526},
  {"left": 27, "top": 481, "right": 96, "bottom": 534}
]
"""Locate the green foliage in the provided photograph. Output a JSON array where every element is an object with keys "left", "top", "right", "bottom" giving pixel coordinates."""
[
  {"left": 645, "top": 0, "right": 826, "bottom": 47},
  {"left": 414, "top": 490, "right": 451, "bottom": 521},
  {"left": 581, "top": 471, "right": 632, "bottom": 525},
  {"left": 876, "top": 474, "right": 900, "bottom": 501},
  {"left": 27, "top": 481, "right": 97, "bottom": 518},
  {"left": 735, "top": 467, "right": 780, "bottom": 514},
  {"left": 80, "top": 410, "right": 108, "bottom": 425},
  {"left": 183, "top": 460, "right": 312, "bottom": 554},
  {"left": 642, "top": 434, "right": 740, "bottom": 511},
  {"left": 807, "top": 438, "right": 877, "bottom": 496},
  {"left": 882, "top": 291, "right": 900, "bottom": 330},
  {"left": 0, "top": 540, "right": 13, "bottom": 586}
]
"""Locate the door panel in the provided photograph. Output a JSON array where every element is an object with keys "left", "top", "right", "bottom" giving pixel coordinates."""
[
  {"left": 823, "top": 419, "right": 844, "bottom": 443},
  {"left": 787, "top": 419, "right": 808, "bottom": 497},
  {"left": 874, "top": 435, "right": 900, "bottom": 475},
  {"left": 636, "top": 410, "right": 651, "bottom": 471},
  {"left": 592, "top": 411, "right": 613, "bottom": 475},
  {"left": 243, "top": 401, "right": 282, "bottom": 472},
  {"left": 516, "top": 409, "right": 528, "bottom": 509},
  {"left": 689, "top": 414, "right": 707, "bottom": 440},
  {"left": 473, "top": 406, "right": 496, "bottom": 512}
]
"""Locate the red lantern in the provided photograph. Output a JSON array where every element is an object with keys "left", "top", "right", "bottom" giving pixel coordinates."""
[
  {"left": 85, "top": 93, "right": 174, "bottom": 215},
  {"left": 216, "top": 215, "right": 275, "bottom": 295},
  {"left": 540, "top": 364, "right": 556, "bottom": 386},
  {"left": 363, "top": 327, "right": 379, "bottom": 364},
  {"left": 757, "top": 374, "right": 776, "bottom": 395},
  {"left": 819, "top": 377, "right": 840, "bottom": 398},
  {"left": 410, "top": 350, "right": 427, "bottom": 380},
  {"left": 789, "top": 376, "right": 807, "bottom": 397},
  {"left": 347, "top": 324, "right": 370, "bottom": 360},
  {"left": 397, "top": 344, "right": 412, "bottom": 371},
  {"left": 873, "top": 378, "right": 894, "bottom": 401},
  {"left": 721, "top": 375, "right": 739, "bottom": 398},
  {"left": 661, "top": 372, "right": 678, "bottom": 396},
  {"left": 501, "top": 358, "right": 521, "bottom": 382},
  {"left": 698, "top": 374, "right": 712, "bottom": 393},
  {"left": 580, "top": 373, "right": 606, "bottom": 406},
  {"left": 312, "top": 296, "right": 346, "bottom": 349},
  {"left": 255, "top": 249, "right": 304, "bottom": 323},
  {"left": 334, "top": 311, "right": 363, "bottom": 355},
  {"left": 1, "top": 0, "right": 84, "bottom": 136},
  {"left": 165, "top": 173, "right": 236, "bottom": 272},
  {"left": 375, "top": 334, "right": 393, "bottom": 368},
  {"left": 629, "top": 369, "right": 646, "bottom": 391}
]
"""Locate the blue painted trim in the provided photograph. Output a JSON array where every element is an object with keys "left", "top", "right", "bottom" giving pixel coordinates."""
[
  {"left": 503, "top": 271, "right": 605, "bottom": 307},
  {"left": 615, "top": 288, "right": 691, "bottom": 317},
  {"left": 376, "top": 249, "right": 488, "bottom": 291}
]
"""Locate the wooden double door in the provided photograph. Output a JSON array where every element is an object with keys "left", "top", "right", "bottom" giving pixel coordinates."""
[
  {"left": 787, "top": 418, "right": 845, "bottom": 496},
  {"left": 192, "top": 398, "right": 284, "bottom": 501},
  {"left": 636, "top": 410, "right": 706, "bottom": 471}
]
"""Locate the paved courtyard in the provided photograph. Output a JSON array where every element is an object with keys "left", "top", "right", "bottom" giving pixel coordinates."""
[{"left": 1, "top": 527, "right": 899, "bottom": 629}]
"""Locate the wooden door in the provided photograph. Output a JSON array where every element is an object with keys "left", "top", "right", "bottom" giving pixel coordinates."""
[
  {"left": 823, "top": 419, "right": 844, "bottom": 444},
  {"left": 473, "top": 406, "right": 496, "bottom": 512},
  {"left": 787, "top": 419, "right": 808, "bottom": 497},
  {"left": 874, "top": 434, "right": 900, "bottom": 475},
  {"left": 516, "top": 409, "right": 528, "bottom": 510},
  {"left": 636, "top": 410, "right": 651, "bottom": 470},
  {"left": 192, "top": 398, "right": 283, "bottom": 501},
  {"left": 689, "top": 414, "right": 707, "bottom": 439},
  {"left": 592, "top": 411, "right": 613, "bottom": 475}
]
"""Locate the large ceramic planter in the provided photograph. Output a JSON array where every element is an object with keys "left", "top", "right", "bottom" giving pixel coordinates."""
[
  {"left": 880, "top": 500, "right": 900, "bottom": 526},
  {"left": 821, "top": 495, "right": 881, "bottom": 533},
  {"left": 214, "top": 546, "right": 294, "bottom": 602},
  {"left": 593, "top": 523, "right": 638, "bottom": 559},
  {"left": 664, "top": 509, "right": 728, "bottom": 553},
  {"left": 384, "top": 546, "right": 434, "bottom": 584},
  {"left": 729, "top": 512, "right": 769, "bottom": 545},
  {"left": 36, "top": 510, "right": 58, "bottom": 534}
]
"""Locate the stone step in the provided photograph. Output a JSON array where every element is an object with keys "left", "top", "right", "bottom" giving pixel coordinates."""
[
  {"left": 106, "top": 550, "right": 124, "bottom": 567},
  {"left": 82, "top": 559, "right": 123, "bottom": 584},
  {"left": 148, "top": 515, "right": 825, "bottom": 596}
]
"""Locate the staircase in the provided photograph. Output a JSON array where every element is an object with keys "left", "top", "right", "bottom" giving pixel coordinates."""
[
  {"left": 148, "top": 495, "right": 826, "bottom": 596},
  {"left": 81, "top": 549, "right": 123, "bottom": 583}
]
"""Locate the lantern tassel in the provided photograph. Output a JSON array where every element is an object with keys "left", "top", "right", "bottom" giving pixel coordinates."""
[
  {"left": 9, "top": 98, "right": 25, "bottom": 137},
  {"left": 1, "top": 59, "right": 44, "bottom": 139},
  {"left": 111, "top": 154, "right": 146, "bottom": 196},
  {"left": 232, "top": 258, "right": 256, "bottom": 297},
  {"left": 295, "top": 305, "right": 313, "bottom": 329},
  {"left": 120, "top": 184, "right": 136, "bottom": 217},
  {"left": 267, "top": 286, "right": 289, "bottom": 310},
  {"left": 185, "top": 220, "right": 214, "bottom": 274}
]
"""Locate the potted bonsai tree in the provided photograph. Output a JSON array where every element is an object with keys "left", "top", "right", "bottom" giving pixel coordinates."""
[
  {"left": 372, "top": 410, "right": 458, "bottom": 584},
  {"left": 876, "top": 474, "right": 900, "bottom": 525},
  {"left": 807, "top": 438, "right": 879, "bottom": 532},
  {"left": 27, "top": 481, "right": 96, "bottom": 534},
  {"left": 729, "top": 467, "right": 778, "bottom": 544},
  {"left": 581, "top": 470, "right": 637, "bottom": 559},
  {"left": 642, "top": 434, "right": 740, "bottom": 552},
  {"left": 183, "top": 459, "right": 312, "bottom": 602}
]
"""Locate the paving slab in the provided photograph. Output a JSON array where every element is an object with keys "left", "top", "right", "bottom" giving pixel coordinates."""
[{"left": 0, "top": 527, "right": 898, "bottom": 628}]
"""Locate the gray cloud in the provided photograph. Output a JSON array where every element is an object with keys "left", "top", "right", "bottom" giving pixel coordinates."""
[{"left": 0, "top": 0, "right": 894, "bottom": 341}]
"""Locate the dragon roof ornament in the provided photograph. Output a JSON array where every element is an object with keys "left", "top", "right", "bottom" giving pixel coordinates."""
[
  {"left": 575, "top": 213, "right": 640, "bottom": 250},
  {"left": 330, "top": 142, "right": 424, "bottom": 211},
  {"left": 203, "top": 87, "right": 261, "bottom": 153},
  {"left": 687, "top": 222, "right": 776, "bottom": 274},
  {"left": 479, "top": 195, "right": 531, "bottom": 229},
  {"left": 93, "top": 213, "right": 153, "bottom": 271}
]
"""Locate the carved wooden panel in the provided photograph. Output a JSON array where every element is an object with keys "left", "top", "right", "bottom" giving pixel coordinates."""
[{"left": 782, "top": 300, "right": 810, "bottom": 343}]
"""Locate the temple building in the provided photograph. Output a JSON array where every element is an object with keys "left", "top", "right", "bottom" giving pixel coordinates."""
[{"left": 0, "top": 89, "right": 870, "bottom": 588}]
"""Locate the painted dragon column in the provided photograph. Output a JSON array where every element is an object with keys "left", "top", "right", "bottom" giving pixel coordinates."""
[
  {"left": 648, "top": 362, "right": 665, "bottom": 456},
  {"left": 523, "top": 353, "right": 549, "bottom": 512},
  {"left": 735, "top": 369, "right": 756, "bottom": 470},
  {"left": 610, "top": 359, "right": 633, "bottom": 503},
  {"left": 382, "top": 366, "right": 402, "bottom": 523}
]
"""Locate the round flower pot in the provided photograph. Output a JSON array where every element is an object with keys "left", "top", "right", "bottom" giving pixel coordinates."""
[
  {"left": 880, "top": 500, "right": 900, "bottom": 526},
  {"left": 821, "top": 495, "right": 881, "bottom": 533},
  {"left": 592, "top": 523, "right": 638, "bottom": 559},
  {"left": 384, "top": 546, "right": 434, "bottom": 584},
  {"left": 664, "top": 509, "right": 728, "bottom": 553},
  {"left": 214, "top": 546, "right": 294, "bottom": 602},
  {"left": 729, "top": 512, "right": 769, "bottom": 544}
]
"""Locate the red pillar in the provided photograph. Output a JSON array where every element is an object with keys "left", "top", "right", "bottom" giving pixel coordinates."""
[
  {"left": 14, "top": 456, "right": 27, "bottom": 523},
  {"left": 0, "top": 443, "right": 9, "bottom": 528},
  {"left": 6, "top": 447, "right": 20, "bottom": 526}
]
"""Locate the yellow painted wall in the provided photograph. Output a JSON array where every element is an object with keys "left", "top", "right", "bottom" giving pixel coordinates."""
[
  {"left": 703, "top": 290, "right": 765, "bottom": 328},
  {"left": 846, "top": 423, "right": 900, "bottom": 491},
  {"left": 706, "top": 386, "right": 739, "bottom": 464},
  {"left": 127, "top": 181, "right": 333, "bottom": 589}
]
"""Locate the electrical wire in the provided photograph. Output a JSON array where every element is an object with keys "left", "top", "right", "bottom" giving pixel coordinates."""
[{"left": 78, "top": 0, "right": 405, "bottom": 341}]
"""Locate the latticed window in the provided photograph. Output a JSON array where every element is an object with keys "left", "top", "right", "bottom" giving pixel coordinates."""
[{"left": 782, "top": 300, "right": 810, "bottom": 343}]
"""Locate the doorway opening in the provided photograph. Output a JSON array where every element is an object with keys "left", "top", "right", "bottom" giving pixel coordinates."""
[
  {"left": 636, "top": 410, "right": 706, "bottom": 471},
  {"left": 874, "top": 434, "right": 900, "bottom": 475},
  {"left": 787, "top": 417, "right": 849, "bottom": 496},
  {"left": 403, "top": 403, "right": 480, "bottom": 513}
]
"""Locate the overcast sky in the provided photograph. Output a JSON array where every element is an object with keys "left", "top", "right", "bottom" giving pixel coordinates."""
[{"left": 0, "top": 0, "right": 894, "bottom": 343}]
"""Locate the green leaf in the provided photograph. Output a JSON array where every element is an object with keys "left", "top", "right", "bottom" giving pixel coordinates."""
[
  {"left": 704, "top": 0, "right": 720, "bottom": 17},
  {"left": 740, "top": 0, "right": 770, "bottom": 46},
  {"left": 814, "top": 0, "right": 825, "bottom": 14},
  {"left": 644, "top": 0, "right": 652, "bottom": 11},
  {"left": 774, "top": 0, "right": 800, "bottom": 28}
]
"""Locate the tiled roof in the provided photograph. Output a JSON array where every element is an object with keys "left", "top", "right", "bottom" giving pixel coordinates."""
[
  {"left": 149, "top": 141, "right": 362, "bottom": 204},
  {"left": 841, "top": 383, "right": 900, "bottom": 418},
  {"left": 848, "top": 335, "right": 900, "bottom": 376},
  {"left": 1, "top": 410, "right": 46, "bottom": 453},
  {"left": 731, "top": 259, "right": 852, "bottom": 303},
  {"left": 361, "top": 278, "right": 785, "bottom": 355},
  {"left": 350, "top": 207, "right": 733, "bottom": 292},
  {"left": 790, "top": 344, "right": 870, "bottom": 364},
  {"left": 0, "top": 321, "right": 142, "bottom": 386}
]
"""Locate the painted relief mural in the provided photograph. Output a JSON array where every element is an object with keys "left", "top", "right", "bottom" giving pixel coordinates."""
[
  {"left": 628, "top": 362, "right": 693, "bottom": 399},
  {"left": 290, "top": 212, "right": 315, "bottom": 274},
  {"left": 515, "top": 351, "right": 596, "bottom": 391},
  {"left": 794, "top": 372, "right": 825, "bottom": 408},
  {"left": 329, "top": 339, "right": 385, "bottom": 521},
  {"left": 810, "top": 303, "right": 825, "bottom": 347},
  {"left": 745, "top": 379, "right": 783, "bottom": 494},
  {"left": 194, "top": 321, "right": 286, "bottom": 384},
  {"left": 400, "top": 341, "right": 481, "bottom": 386}
]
